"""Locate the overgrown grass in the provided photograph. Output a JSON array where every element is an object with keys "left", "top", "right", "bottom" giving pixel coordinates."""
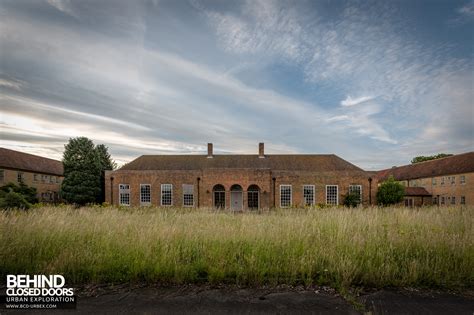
[{"left": 0, "top": 206, "right": 472, "bottom": 290}]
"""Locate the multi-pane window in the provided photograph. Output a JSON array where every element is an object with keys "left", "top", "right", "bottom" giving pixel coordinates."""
[
  {"left": 119, "top": 184, "right": 130, "bottom": 206},
  {"left": 183, "top": 184, "right": 194, "bottom": 207},
  {"left": 441, "top": 197, "right": 445, "bottom": 205},
  {"left": 461, "top": 196, "right": 466, "bottom": 205},
  {"left": 34, "top": 174, "right": 39, "bottom": 182},
  {"left": 451, "top": 176, "right": 455, "bottom": 185},
  {"left": 247, "top": 187, "right": 259, "bottom": 209},
  {"left": 17, "top": 172, "right": 24, "bottom": 183},
  {"left": 214, "top": 190, "right": 225, "bottom": 208},
  {"left": 451, "top": 196, "right": 456, "bottom": 205},
  {"left": 326, "top": 185, "right": 338, "bottom": 205},
  {"left": 140, "top": 184, "right": 151, "bottom": 205},
  {"left": 460, "top": 175, "right": 465, "bottom": 184},
  {"left": 349, "top": 185, "right": 362, "bottom": 204},
  {"left": 441, "top": 177, "right": 445, "bottom": 185},
  {"left": 432, "top": 178, "right": 436, "bottom": 185},
  {"left": 161, "top": 184, "right": 173, "bottom": 206},
  {"left": 0, "top": 169, "right": 4, "bottom": 182},
  {"left": 303, "top": 185, "right": 315, "bottom": 206},
  {"left": 280, "top": 185, "right": 292, "bottom": 208},
  {"left": 433, "top": 196, "right": 438, "bottom": 205}
]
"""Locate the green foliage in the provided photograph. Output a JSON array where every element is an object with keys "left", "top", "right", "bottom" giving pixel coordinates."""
[
  {"left": 411, "top": 153, "right": 453, "bottom": 164},
  {"left": 95, "top": 144, "right": 117, "bottom": 203},
  {"left": 61, "top": 137, "right": 102, "bottom": 205},
  {"left": 376, "top": 176, "right": 405, "bottom": 206},
  {"left": 0, "top": 182, "right": 38, "bottom": 204},
  {"left": 0, "top": 191, "right": 31, "bottom": 210},
  {"left": 343, "top": 192, "right": 360, "bottom": 208},
  {"left": 61, "top": 137, "right": 117, "bottom": 205}
]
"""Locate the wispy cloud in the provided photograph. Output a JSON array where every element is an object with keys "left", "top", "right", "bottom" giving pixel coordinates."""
[{"left": 340, "top": 96, "right": 375, "bottom": 107}]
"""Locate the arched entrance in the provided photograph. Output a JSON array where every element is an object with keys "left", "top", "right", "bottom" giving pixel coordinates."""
[
  {"left": 247, "top": 185, "right": 260, "bottom": 210},
  {"left": 230, "top": 184, "right": 243, "bottom": 211},
  {"left": 213, "top": 184, "right": 225, "bottom": 208}
]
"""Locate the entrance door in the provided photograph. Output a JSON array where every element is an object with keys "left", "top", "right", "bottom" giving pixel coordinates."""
[{"left": 230, "top": 184, "right": 243, "bottom": 211}]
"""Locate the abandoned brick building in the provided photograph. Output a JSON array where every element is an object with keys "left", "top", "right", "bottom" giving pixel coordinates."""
[{"left": 105, "top": 143, "right": 375, "bottom": 210}]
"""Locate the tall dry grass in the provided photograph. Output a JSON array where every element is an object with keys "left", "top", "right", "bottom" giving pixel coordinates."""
[{"left": 0, "top": 205, "right": 472, "bottom": 289}]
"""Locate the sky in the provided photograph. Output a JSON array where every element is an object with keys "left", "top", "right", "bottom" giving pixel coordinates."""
[{"left": 0, "top": 0, "right": 473, "bottom": 170}]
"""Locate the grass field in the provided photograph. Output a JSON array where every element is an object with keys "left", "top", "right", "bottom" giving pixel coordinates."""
[{"left": 0, "top": 206, "right": 472, "bottom": 290}]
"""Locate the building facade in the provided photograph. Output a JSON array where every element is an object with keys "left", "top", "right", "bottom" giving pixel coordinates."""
[
  {"left": 0, "top": 148, "right": 64, "bottom": 202},
  {"left": 105, "top": 143, "right": 375, "bottom": 209},
  {"left": 377, "top": 152, "right": 474, "bottom": 206}
]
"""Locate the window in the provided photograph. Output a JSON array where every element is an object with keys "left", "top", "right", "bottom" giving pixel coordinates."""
[
  {"left": 303, "top": 185, "right": 315, "bottom": 206},
  {"left": 56, "top": 177, "right": 60, "bottom": 184},
  {"left": 50, "top": 176, "right": 55, "bottom": 184},
  {"left": 349, "top": 185, "right": 362, "bottom": 204},
  {"left": 451, "top": 176, "right": 455, "bottom": 185},
  {"left": 460, "top": 175, "right": 465, "bottom": 184},
  {"left": 0, "top": 169, "right": 4, "bottom": 182},
  {"left": 161, "top": 184, "right": 172, "bottom": 206},
  {"left": 440, "top": 177, "right": 445, "bottom": 185},
  {"left": 183, "top": 184, "right": 194, "bottom": 207},
  {"left": 280, "top": 185, "right": 292, "bottom": 207},
  {"left": 140, "top": 184, "right": 151, "bottom": 205},
  {"left": 247, "top": 185, "right": 259, "bottom": 209},
  {"left": 326, "top": 185, "right": 338, "bottom": 205},
  {"left": 441, "top": 196, "right": 445, "bottom": 205},
  {"left": 17, "top": 172, "right": 24, "bottom": 183},
  {"left": 433, "top": 196, "right": 438, "bottom": 205},
  {"left": 213, "top": 185, "right": 226, "bottom": 208},
  {"left": 119, "top": 184, "right": 130, "bottom": 206},
  {"left": 34, "top": 174, "right": 39, "bottom": 182},
  {"left": 451, "top": 196, "right": 456, "bottom": 205},
  {"left": 461, "top": 196, "right": 465, "bottom": 205},
  {"left": 432, "top": 178, "right": 436, "bottom": 185}
]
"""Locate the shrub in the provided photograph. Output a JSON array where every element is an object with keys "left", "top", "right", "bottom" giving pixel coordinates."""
[
  {"left": 376, "top": 176, "right": 405, "bottom": 206},
  {"left": 343, "top": 192, "right": 360, "bottom": 208},
  {"left": 0, "top": 182, "right": 38, "bottom": 204},
  {"left": 0, "top": 191, "right": 31, "bottom": 210}
]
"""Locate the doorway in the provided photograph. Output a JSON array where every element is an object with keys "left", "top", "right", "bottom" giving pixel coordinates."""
[{"left": 230, "top": 184, "right": 243, "bottom": 211}]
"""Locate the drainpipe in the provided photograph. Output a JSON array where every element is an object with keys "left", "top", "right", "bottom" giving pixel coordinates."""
[
  {"left": 197, "top": 177, "right": 200, "bottom": 208},
  {"left": 110, "top": 176, "right": 114, "bottom": 205},
  {"left": 368, "top": 177, "right": 372, "bottom": 205},
  {"left": 272, "top": 177, "right": 276, "bottom": 208}
]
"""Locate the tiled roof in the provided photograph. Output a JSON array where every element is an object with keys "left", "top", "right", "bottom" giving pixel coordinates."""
[
  {"left": 119, "top": 154, "right": 366, "bottom": 173},
  {"left": 0, "top": 148, "right": 63, "bottom": 176},
  {"left": 404, "top": 187, "right": 431, "bottom": 196},
  {"left": 377, "top": 152, "right": 474, "bottom": 181}
]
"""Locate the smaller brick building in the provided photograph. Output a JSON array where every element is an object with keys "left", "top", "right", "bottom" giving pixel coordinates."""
[
  {"left": 0, "top": 148, "right": 64, "bottom": 202},
  {"left": 377, "top": 152, "right": 474, "bottom": 206},
  {"left": 105, "top": 143, "right": 375, "bottom": 209}
]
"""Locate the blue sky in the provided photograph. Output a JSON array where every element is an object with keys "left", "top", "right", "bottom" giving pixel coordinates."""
[{"left": 0, "top": 0, "right": 473, "bottom": 170}]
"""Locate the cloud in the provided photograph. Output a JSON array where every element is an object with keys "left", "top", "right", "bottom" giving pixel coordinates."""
[
  {"left": 340, "top": 96, "right": 375, "bottom": 107},
  {"left": 458, "top": 0, "right": 474, "bottom": 18}
]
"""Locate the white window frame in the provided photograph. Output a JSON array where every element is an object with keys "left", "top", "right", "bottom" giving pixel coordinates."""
[
  {"left": 349, "top": 184, "right": 362, "bottom": 204},
  {"left": 140, "top": 184, "right": 151, "bottom": 206},
  {"left": 303, "top": 185, "right": 315, "bottom": 206},
  {"left": 161, "top": 184, "right": 173, "bottom": 206},
  {"left": 280, "top": 185, "right": 292, "bottom": 208},
  {"left": 326, "top": 185, "right": 339, "bottom": 205},
  {"left": 460, "top": 175, "right": 465, "bottom": 185},
  {"left": 119, "top": 184, "right": 130, "bottom": 206},
  {"left": 182, "top": 184, "right": 194, "bottom": 207}
]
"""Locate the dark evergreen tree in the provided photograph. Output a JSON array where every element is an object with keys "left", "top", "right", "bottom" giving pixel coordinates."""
[
  {"left": 95, "top": 144, "right": 117, "bottom": 203},
  {"left": 0, "top": 190, "right": 31, "bottom": 210},
  {"left": 0, "top": 182, "right": 38, "bottom": 204},
  {"left": 376, "top": 176, "right": 405, "bottom": 206},
  {"left": 61, "top": 137, "right": 101, "bottom": 205}
]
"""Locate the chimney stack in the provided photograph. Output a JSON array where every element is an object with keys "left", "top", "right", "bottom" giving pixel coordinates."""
[
  {"left": 207, "top": 143, "right": 213, "bottom": 158},
  {"left": 259, "top": 142, "right": 265, "bottom": 158}
]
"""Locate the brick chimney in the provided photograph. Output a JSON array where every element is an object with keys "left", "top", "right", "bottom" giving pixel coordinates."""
[
  {"left": 259, "top": 142, "right": 265, "bottom": 158},
  {"left": 207, "top": 143, "right": 213, "bottom": 158}
]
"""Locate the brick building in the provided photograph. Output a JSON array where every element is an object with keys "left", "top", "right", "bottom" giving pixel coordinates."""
[
  {"left": 377, "top": 152, "right": 474, "bottom": 206},
  {"left": 105, "top": 143, "right": 375, "bottom": 209},
  {"left": 0, "top": 148, "right": 64, "bottom": 202}
]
